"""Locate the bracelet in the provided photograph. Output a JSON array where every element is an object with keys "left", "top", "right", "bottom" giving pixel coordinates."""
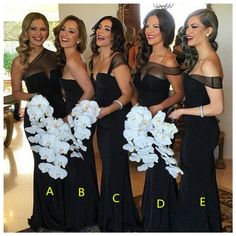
[
  {"left": 113, "top": 100, "right": 123, "bottom": 110},
  {"left": 199, "top": 106, "right": 204, "bottom": 118}
]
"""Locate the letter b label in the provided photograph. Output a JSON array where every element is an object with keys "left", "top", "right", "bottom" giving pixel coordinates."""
[{"left": 78, "top": 188, "right": 85, "bottom": 197}]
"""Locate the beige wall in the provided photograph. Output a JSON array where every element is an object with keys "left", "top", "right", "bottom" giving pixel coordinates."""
[
  {"left": 58, "top": 4, "right": 118, "bottom": 62},
  {"left": 212, "top": 4, "right": 232, "bottom": 160}
]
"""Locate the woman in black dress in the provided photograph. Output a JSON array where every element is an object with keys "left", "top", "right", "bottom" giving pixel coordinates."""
[
  {"left": 89, "top": 16, "right": 140, "bottom": 232},
  {"left": 169, "top": 9, "right": 224, "bottom": 232},
  {"left": 11, "top": 12, "right": 67, "bottom": 231},
  {"left": 132, "top": 9, "right": 184, "bottom": 231},
  {"left": 53, "top": 15, "right": 99, "bottom": 231}
]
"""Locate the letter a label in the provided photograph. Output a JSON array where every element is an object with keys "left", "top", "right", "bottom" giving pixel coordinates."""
[{"left": 46, "top": 187, "right": 54, "bottom": 196}]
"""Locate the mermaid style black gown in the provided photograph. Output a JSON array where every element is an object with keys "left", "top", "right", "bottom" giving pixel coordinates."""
[
  {"left": 174, "top": 74, "right": 222, "bottom": 232},
  {"left": 60, "top": 78, "right": 99, "bottom": 231},
  {"left": 23, "top": 49, "right": 67, "bottom": 231},
  {"left": 133, "top": 62, "right": 182, "bottom": 232},
  {"left": 90, "top": 53, "right": 140, "bottom": 232}
]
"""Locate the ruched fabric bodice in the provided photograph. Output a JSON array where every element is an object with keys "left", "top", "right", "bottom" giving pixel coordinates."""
[{"left": 133, "top": 62, "right": 181, "bottom": 107}]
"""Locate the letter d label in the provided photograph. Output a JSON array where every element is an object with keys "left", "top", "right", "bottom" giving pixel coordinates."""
[{"left": 157, "top": 199, "right": 165, "bottom": 208}]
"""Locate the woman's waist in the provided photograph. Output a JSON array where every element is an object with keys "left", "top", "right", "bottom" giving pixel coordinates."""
[
  {"left": 138, "top": 98, "right": 168, "bottom": 107},
  {"left": 95, "top": 97, "right": 123, "bottom": 107},
  {"left": 183, "top": 115, "right": 218, "bottom": 127}
]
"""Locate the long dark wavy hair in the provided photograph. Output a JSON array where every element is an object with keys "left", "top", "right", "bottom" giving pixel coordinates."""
[
  {"left": 90, "top": 16, "right": 125, "bottom": 56},
  {"left": 136, "top": 9, "right": 175, "bottom": 70},
  {"left": 16, "top": 12, "right": 49, "bottom": 67},
  {"left": 180, "top": 8, "right": 219, "bottom": 73},
  {"left": 53, "top": 15, "right": 87, "bottom": 71}
]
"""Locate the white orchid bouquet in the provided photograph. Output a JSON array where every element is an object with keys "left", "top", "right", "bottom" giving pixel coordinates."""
[
  {"left": 123, "top": 105, "right": 183, "bottom": 178},
  {"left": 25, "top": 95, "right": 100, "bottom": 180},
  {"left": 67, "top": 100, "right": 100, "bottom": 159},
  {"left": 25, "top": 95, "right": 72, "bottom": 179}
]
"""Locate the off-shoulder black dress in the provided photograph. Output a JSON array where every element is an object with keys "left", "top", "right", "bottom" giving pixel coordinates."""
[
  {"left": 133, "top": 62, "right": 182, "bottom": 232},
  {"left": 174, "top": 74, "right": 222, "bottom": 232}
]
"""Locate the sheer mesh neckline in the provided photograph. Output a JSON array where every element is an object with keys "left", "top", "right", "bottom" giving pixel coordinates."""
[
  {"left": 139, "top": 62, "right": 181, "bottom": 81},
  {"left": 188, "top": 74, "right": 223, "bottom": 89}
]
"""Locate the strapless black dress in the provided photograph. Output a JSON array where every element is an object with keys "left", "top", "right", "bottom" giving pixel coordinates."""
[{"left": 59, "top": 78, "right": 99, "bottom": 231}]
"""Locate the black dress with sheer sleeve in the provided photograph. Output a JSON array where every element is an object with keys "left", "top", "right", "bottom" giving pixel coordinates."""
[
  {"left": 22, "top": 48, "right": 67, "bottom": 231},
  {"left": 90, "top": 53, "right": 140, "bottom": 232},
  {"left": 173, "top": 74, "right": 222, "bottom": 232},
  {"left": 59, "top": 78, "right": 99, "bottom": 231},
  {"left": 133, "top": 62, "right": 182, "bottom": 232}
]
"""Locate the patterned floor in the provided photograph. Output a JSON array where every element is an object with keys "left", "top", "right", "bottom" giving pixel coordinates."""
[
  {"left": 134, "top": 187, "right": 232, "bottom": 232},
  {"left": 19, "top": 187, "right": 232, "bottom": 233}
]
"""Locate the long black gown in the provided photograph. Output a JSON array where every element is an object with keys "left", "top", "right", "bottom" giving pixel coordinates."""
[
  {"left": 60, "top": 78, "right": 99, "bottom": 231},
  {"left": 133, "top": 62, "right": 181, "bottom": 232},
  {"left": 23, "top": 48, "right": 67, "bottom": 231},
  {"left": 174, "top": 74, "right": 222, "bottom": 232},
  {"left": 90, "top": 53, "right": 140, "bottom": 232}
]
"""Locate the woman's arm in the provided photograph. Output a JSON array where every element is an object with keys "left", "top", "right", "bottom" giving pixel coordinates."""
[
  {"left": 169, "top": 87, "right": 224, "bottom": 120},
  {"left": 131, "top": 87, "right": 138, "bottom": 106},
  {"left": 149, "top": 53, "right": 184, "bottom": 116},
  {"left": 128, "top": 46, "right": 137, "bottom": 70},
  {"left": 149, "top": 73, "right": 184, "bottom": 116},
  {"left": 11, "top": 57, "right": 36, "bottom": 101}
]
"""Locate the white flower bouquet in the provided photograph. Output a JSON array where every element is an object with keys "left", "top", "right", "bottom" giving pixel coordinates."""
[
  {"left": 67, "top": 100, "right": 100, "bottom": 159},
  {"left": 123, "top": 105, "right": 183, "bottom": 178},
  {"left": 25, "top": 95, "right": 100, "bottom": 179}
]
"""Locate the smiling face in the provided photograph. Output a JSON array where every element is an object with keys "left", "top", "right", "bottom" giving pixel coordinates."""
[
  {"left": 185, "top": 15, "right": 211, "bottom": 47},
  {"left": 27, "top": 18, "right": 48, "bottom": 48},
  {"left": 95, "top": 19, "right": 113, "bottom": 48},
  {"left": 59, "top": 20, "right": 80, "bottom": 49},
  {"left": 144, "top": 15, "right": 163, "bottom": 46}
]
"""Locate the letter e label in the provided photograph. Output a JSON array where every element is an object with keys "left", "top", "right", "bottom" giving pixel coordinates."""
[{"left": 200, "top": 197, "right": 206, "bottom": 206}]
